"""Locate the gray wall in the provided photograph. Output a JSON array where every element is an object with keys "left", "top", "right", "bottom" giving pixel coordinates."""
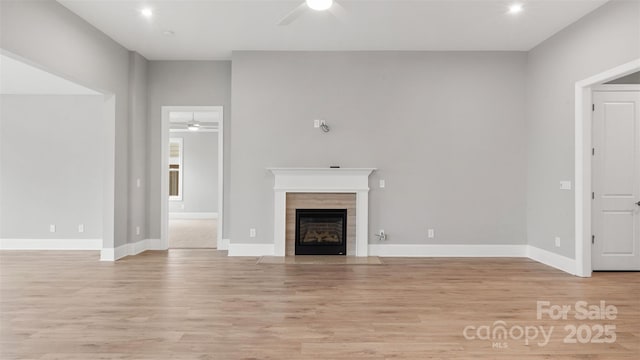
[
  {"left": 606, "top": 71, "right": 640, "bottom": 84},
  {"left": 0, "top": 0, "right": 143, "bottom": 247},
  {"left": 169, "top": 132, "right": 219, "bottom": 214},
  {"left": 526, "top": 0, "right": 640, "bottom": 258},
  {"left": 128, "top": 52, "right": 149, "bottom": 242},
  {"left": 147, "top": 61, "right": 231, "bottom": 239},
  {"left": 0, "top": 95, "right": 104, "bottom": 239},
  {"left": 231, "top": 51, "right": 527, "bottom": 245}
]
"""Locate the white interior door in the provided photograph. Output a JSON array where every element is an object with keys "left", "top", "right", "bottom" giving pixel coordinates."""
[{"left": 592, "top": 89, "right": 640, "bottom": 271}]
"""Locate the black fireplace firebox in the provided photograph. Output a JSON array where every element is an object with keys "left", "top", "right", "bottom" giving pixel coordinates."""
[{"left": 295, "top": 209, "right": 347, "bottom": 255}]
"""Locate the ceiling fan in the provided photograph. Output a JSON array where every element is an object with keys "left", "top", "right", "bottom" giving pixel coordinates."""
[
  {"left": 183, "top": 121, "right": 219, "bottom": 132},
  {"left": 171, "top": 112, "right": 219, "bottom": 132},
  {"left": 278, "top": 0, "right": 347, "bottom": 26}
]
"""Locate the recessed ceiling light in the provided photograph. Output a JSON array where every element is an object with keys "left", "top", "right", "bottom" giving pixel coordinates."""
[
  {"left": 509, "top": 3, "right": 524, "bottom": 14},
  {"left": 306, "top": 0, "right": 333, "bottom": 12},
  {"left": 140, "top": 8, "right": 153, "bottom": 18}
]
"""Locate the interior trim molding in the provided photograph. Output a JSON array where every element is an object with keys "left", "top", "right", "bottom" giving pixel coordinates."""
[
  {"left": 161, "top": 106, "right": 225, "bottom": 252},
  {"left": 224, "top": 242, "right": 578, "bottom": 275},
  {"left": 368, "top": 244, "right": 528, "bottom": 257},
  {"left": 574, "top": 58, "right": 640, "bottom": 277},
  {"left": 100, "top": 239, "right": 162, "bottom": 261},
  {"left": 527, "top": 245, "right": 577, "bottom": 275},
  {"left": 169, "top": 212, "right": 218, "bottom": 219},
  {"left": 269, "top": 168, "right": 376, "bottom": 257},
  {"left": 225, "top": 243, "right": 527, "bottom": 258},
  {"left": 228, "top": 243, "right": 275, "bottom": 257},
  {"left": 0, "top": 238, "right": 102, "bottom": 250},
  {"left": 218, "top": 238, "right": 230, "bottom": 250}
]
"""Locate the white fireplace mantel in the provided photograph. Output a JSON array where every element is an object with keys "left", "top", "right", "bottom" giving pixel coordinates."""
[{"left": 269, "top": 168, "right": 376, "bottom": 257}]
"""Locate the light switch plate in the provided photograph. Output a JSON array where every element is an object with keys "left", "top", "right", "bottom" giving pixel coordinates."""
[
  {"left": 560, "top": 181, "right": 572, "bottom": 190},
  {"left": 78, "top": 224, "right": 84, "bottom": 233},
  {"left": 49, "top": 224, "right": 56, "bottom": 233},
  {"left": 379, "top": 179, "right": 385, "bottom": 188},
  {"left": 428, "top": 229, "right": 435, "bottom": 239},
  {"left": 249, "top": 228, "right": 256, "bottom": 238},
  {"left": 555, "top": 236, "right": 561, "bottom": 247},
  {"left": 314, "top": 120, "right": 320, "bottom": 128},
  {"left": 136, "top": 226, "right": 141, "bottom": 236}
]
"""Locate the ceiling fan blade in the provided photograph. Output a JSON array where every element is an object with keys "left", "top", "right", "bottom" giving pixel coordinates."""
[
  {"left": 277, "top": 2, "right": 308, "bottom": 26},
  {"left": 328, "top": 1, "right": 347, "bottom": 23}
]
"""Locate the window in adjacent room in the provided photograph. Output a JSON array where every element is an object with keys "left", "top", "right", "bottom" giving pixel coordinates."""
[{"left": 169, "top": 137, "right": 183, "bottom": 200}]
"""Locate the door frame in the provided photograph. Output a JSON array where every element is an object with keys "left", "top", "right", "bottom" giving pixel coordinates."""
[
  {"left": 574, "top": 58, "right": 640, "bottom": 277},
  {"left": 160, "top": 106, "right": 224, "bottom": 250}
]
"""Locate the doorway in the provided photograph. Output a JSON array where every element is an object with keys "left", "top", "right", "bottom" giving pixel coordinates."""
[
  {"left": 574, "top": 58, "right": 640, "bottom": 277},
  {"left": 591, "top": 85, "right": 640, "bottom": 270},
  {"left": 160, "top": 106, "right": 223, "bottom": 250},
  {"left": 0, "top": 50, "right": 116, "bottom": 258}
]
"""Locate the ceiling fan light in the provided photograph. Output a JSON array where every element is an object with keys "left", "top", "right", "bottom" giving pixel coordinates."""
[
  {"left": 140, "top": 7, "right": 153, "bottom": 18},
  {"left": 306, "top": 0, "right": 333, "bottom": 11},
  {"left": 187, "top": 123, "right": 200, "bottom": 131},
  {"left": 508, "top": 3, "right": 524, "bottom": 14}
]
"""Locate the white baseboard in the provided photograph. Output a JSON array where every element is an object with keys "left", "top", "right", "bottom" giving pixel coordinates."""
[
  {"left": 0, "top": 238, "right": 102, "bottom": 250},
  {"left": 100, "top": 247, "right": 115, "bottom": 261},
  {"left": 11, "top": 237, "right": 574, "bottom": 275},
  {"left": 527, "top": 245, "right": 577, "bottom": 275},
  {"left": 228, "top": 243, "right": 274, "bottom": 257},
  {"left": 218, "top": 238, "right": 230, "bottom": 250},
  {"left": 146, "top": 238, "right": 163, "bottom": 250},
  {"left": 225, "top": 242, "right": 577, "bottom": 275},
  {"left": 169, "top": 212, "right": 218, "bottom": 220},
  {"left": 100, "top": 238, "right": 162, "bottom": 261},
  {"left": 368, "top": 244, "right": 528, "bottom": 257}
]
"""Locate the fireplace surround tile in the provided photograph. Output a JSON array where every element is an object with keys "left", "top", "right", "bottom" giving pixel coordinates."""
[{"left": 286, "top": 193, "right": 356, "bottom": 256}]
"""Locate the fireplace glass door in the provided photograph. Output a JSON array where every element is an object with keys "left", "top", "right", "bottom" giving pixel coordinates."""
[{"left": 295, "top": 209, "right": 347, "bottom": 255}]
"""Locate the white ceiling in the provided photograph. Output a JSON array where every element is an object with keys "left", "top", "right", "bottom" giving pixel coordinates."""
[
  {"left": 0, "top": 54, "right": 101, "bottom": 95},
  {"left": 57, "top": 0, "right": 608, "bottom": 60}
]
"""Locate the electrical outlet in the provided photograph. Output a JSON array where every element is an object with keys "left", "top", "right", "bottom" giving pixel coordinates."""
[
  {"left": 428, "top": 229, "right": 435, "bottom": 239},
  {"left": 78, "top": 224, "right": 84, "bottom": 233},
  {"left": 136, "top": 226, "right": 141, "bottom": 236},
  {"left": 249, "top": 228, "right": 256, "bottom": 238},
  {"left": 555, "top": 236, "right": 561, "bottom": 247},
  {"left": 379, "top": 179, "right": 385, "bottom": 188},
  {"left": 314, "top": 119, "right": 320, "bottom": 128},
  {"left": 136, "top": 178, "right": 141, "bottom": 188},
  {"left": 560, "top": 181, "right": 572, "bottom": 190},
  {"left": 49, "top": 224, "right": 56, "bottom": 233}
]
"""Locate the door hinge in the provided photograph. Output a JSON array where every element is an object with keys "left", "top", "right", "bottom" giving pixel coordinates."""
[
  {"left": 592, "top": 235, "right": 595, "bottom": 244},
  {"left": 592, "top": 192, "right": 595, "bottom": 200},
  {"left": 592, "top": 148, "right": 595, "bottom": 156},
  {"left": 592, "top": 104, "right": 595, "bottom": 111}
]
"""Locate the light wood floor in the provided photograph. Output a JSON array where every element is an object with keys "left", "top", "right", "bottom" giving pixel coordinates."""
[
  {"left": 169, "top": 219, "right": 217, "bottom": 248},
  {"left": 1, "top": 250, "right": 638, "bottom": 359}
]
